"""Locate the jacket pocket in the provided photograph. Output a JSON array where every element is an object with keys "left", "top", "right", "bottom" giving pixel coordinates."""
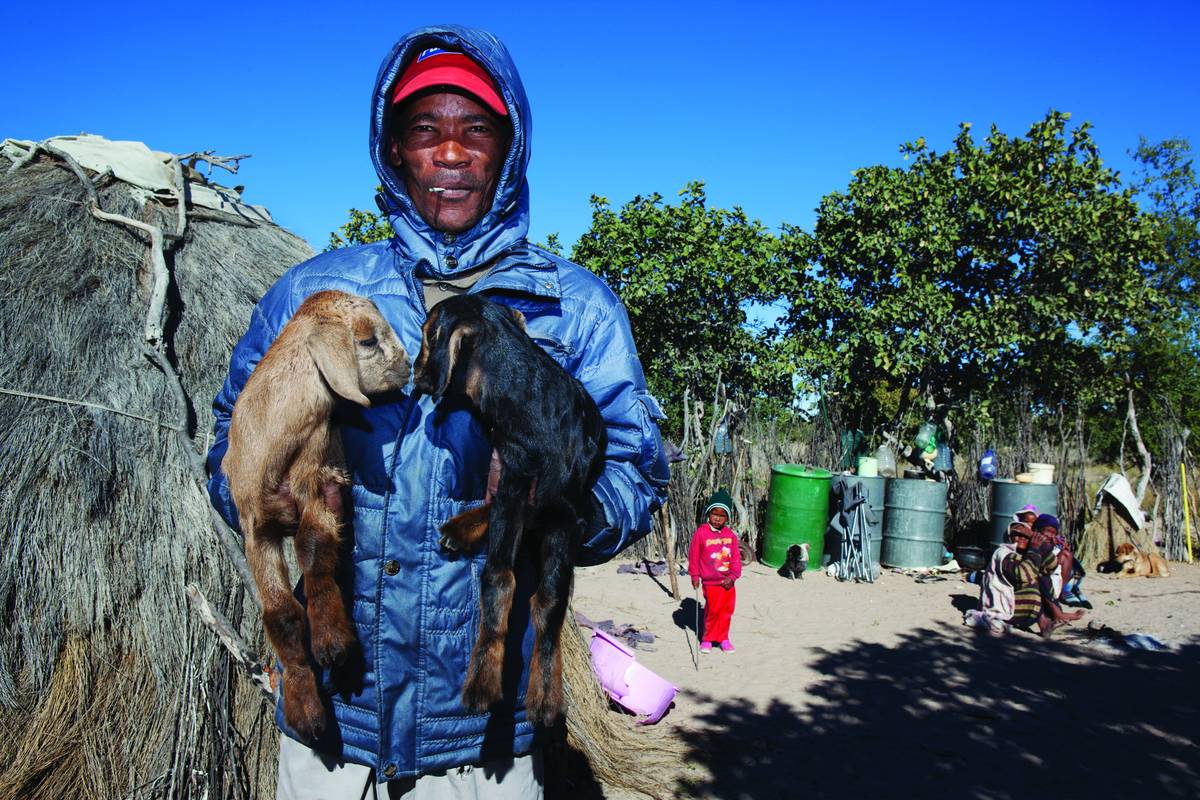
[
  {"left": 431, "top": 409, "right": 492, "bottom": 502},
  {"left": 340, "top": 402, "right": 409, "bottom": 492}
]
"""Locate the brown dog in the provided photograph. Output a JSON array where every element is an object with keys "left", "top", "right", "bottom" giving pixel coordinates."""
[
  {"left": 1114, "top": 542, "right": 1171, "bottom": 578},
  {"left": 223, "top": 290, "right": 409, "bottom": 740}
]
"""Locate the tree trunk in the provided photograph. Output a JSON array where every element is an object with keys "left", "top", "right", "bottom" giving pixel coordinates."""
[{"left": 1127, "top": 387, "right": 1153, "bottom": 504}]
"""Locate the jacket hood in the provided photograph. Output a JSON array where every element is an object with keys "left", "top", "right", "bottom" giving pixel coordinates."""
[{"left": 370, "top": 25, "right": 532, "bottom": 280}]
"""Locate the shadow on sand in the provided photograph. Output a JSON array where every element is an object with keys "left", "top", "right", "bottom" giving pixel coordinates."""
[{"left": 670, "top": 625, "right": 1200, "bottom": 799}]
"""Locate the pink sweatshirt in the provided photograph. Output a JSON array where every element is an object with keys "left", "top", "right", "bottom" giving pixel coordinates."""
[{"left": 688, "top": 524, "right": 743, "bottom": 586}]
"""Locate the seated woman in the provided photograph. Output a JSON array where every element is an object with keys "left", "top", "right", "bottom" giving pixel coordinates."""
[
  {"left": 1030, "top": 513, "right": 1089, "bottom": 608},
  {"left": 964, "top": 522, "right": 1083, "bottom": 636}
]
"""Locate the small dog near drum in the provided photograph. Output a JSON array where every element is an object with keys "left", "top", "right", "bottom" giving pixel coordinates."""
[{"left": 782, "top": 543, "right": 810, "bottom": 580}]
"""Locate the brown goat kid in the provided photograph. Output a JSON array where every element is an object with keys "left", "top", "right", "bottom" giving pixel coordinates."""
[{"left": 223, "top": 290, "right": 410, "bottom": 741}]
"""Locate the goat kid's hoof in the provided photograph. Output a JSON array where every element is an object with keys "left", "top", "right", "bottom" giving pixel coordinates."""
[
  {"left": 461, "top": 675, "right": 502, "bottom": 712},
  {"left": 524, "top": 694, "right": 566, "bottom": 728},
  {"left": 283, "top": 683, "right": 327, "bottom": 742},
  {"left": 311, "top": 627, "right": 356, "bottom": 668},
  {"left": 439, "top": 532, "right": 465, "bottom": 553}
]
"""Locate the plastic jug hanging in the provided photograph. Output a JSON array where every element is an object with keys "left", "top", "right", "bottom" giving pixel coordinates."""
[
  {"left": 933, "top": 442, "right": 953, "bottom": 472},
  {"left": 978, "top": 449, "right": 997, "bottom": 481},
  {"left": 915, "top": 421, "right": 938, "bottom": 454},
  {"left": 714, "top": 418, "right": 733, "bottom": 454},
  {"left": 874, "top": 445, "right": 898, "bottom": 477}
]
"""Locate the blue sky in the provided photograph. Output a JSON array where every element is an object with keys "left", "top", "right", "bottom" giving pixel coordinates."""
[{"left": 6, "top": 1, "right": 1199, "bottom": 253}]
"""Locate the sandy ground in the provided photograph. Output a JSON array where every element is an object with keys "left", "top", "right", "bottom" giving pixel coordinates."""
[{"left": 570, "top": 556, "right": 1200, "bottom": 799}]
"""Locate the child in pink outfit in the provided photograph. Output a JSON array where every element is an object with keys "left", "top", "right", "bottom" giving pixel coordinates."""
[{"left": 688, "top": 491, "right": 742, "bottom": 653}]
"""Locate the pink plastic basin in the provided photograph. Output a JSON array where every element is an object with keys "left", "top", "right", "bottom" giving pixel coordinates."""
[{"left": 588, "top": 628, "right": 678, "bottom": 725}]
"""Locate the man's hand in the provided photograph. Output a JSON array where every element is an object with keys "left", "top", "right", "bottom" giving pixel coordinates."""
[{"left": 721, "top": 577, "right": 734, "bottom": 590}]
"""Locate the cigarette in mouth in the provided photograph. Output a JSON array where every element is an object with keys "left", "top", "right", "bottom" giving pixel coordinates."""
[{"left": 428, "top": 187, "right": 446, "bottom": 193}]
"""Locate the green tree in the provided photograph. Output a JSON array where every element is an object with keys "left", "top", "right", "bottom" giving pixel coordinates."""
[
  {"left": 326, "top": 188, "right": 393, "bottom": 250},
  {"left": 786, "top": 111, "right": 1162, "bottom": 440},
  {"left": 1097, "top": 137, "right": 1200, "bottom": 460},
  {"left": 1131, "top": 137, "right": 1200, "bottom": 318},
  {"left": 532, "top": 232, "right": 564, "bottom": 256},
  {"left": 571, "top": 182, "right": 792, "bottom": 431}
]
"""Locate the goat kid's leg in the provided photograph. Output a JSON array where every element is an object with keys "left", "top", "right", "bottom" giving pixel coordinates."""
[
  {"left": 526, "top": 521, "right": 575, "bottom": 727},
  {"left": 295, "top": 498, "right": 357, "bottom": 669},
  {"left": 440, "top": 504, "right": 492, "bottom": 552},
  {"left": 246, "top": 521, "right": 326, "bottom": 741},
  {"left": 462, "top": 477, "right": 528, "bottom": 711}
]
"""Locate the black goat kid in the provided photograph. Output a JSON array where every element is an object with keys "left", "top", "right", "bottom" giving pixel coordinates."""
[{"left": 413, "top": 295, "right": 606, "bottom": 726}]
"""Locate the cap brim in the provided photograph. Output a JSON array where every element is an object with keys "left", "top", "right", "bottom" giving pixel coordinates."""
[{"left": 392, "top": 68, "right": 508, "bottom": 117}]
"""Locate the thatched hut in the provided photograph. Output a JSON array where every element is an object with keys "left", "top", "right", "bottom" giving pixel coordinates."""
[{"left": 0, "top": 134, "right": 312, "bottom": 799}]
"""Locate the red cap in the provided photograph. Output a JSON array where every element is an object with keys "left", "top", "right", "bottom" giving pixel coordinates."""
[{"left": 391, "top": 48, "right": 507, "bottom": 117}]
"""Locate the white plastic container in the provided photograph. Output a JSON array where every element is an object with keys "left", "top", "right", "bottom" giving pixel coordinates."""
[
  {"left": 874, "top": 445, "right": 898, "bottom": 477},
  {"left": 1028, "top": 462, "right": 1055, "bottom": 485}
]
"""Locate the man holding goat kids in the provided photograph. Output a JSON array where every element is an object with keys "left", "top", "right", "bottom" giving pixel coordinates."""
[{"left": 205, "top": 24, "right": 668, "bottom": 799}]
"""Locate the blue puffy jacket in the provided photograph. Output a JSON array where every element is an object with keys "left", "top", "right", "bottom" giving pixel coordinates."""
[{"left": 206, "top": 25, "right": 669, "bottom": 777}]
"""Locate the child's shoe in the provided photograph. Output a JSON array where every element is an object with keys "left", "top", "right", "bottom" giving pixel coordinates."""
[
  {"left": 700, "top": 641, "right": 712, "bottom": 654},
  {"left": 719, "top": 639, "right": 735, "bottom": 653}
]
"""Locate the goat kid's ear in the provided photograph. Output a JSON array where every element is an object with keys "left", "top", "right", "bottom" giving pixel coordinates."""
[
  {"left": 436, "top": 325, "right": 477, "bottom": 397},
  {"left": 507, "top": 307, "right": 527, "bottom": 332},
  {"left": 307, "top": 323, "right": 371, "bottom": 407}
]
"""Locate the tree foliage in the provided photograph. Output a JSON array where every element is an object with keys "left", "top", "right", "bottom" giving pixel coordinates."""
[
  {"left": 326, "top": 189, "right": 393, "bottom": 251},
  {"left": 1098, "top": 137, "right": 1200, "bottom": 458},
  {"left": 785, "top": 111, "right": 1162, "bottom": 436},
  {"left": 1131, "top": 137, "right": 1200, "bottom": 318},
  {"left": 570, "top": 182, "right": 793, "bottom": 431}
]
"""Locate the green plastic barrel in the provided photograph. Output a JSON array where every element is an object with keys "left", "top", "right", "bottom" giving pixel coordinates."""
[
  {"left": 989, "top": 481, "right": 1058, "bottom": 546},
  {"left": 829, "top": 475, "right": 887, "bottom": 567},
  {"left": 762, "top": 465, "right": 833, "bottom": 568},
  {"left": 881, "top": 479, "right": 948, "bottom": 568}
]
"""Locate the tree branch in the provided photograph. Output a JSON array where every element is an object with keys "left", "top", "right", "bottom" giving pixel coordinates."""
[
  {"left": 38, "top": 143, "right": 171, "bottom": 345},
  {"left": 0, "top": 386, "right": 179, "bottom": 429},
  {"left": 185, "top": 584, "right": 274, "bottom": 704},
  {"left": 1126, "top": 387, "right": 1153, "bottom": 504},
  {"left": 4, "top": 141, "right": 42, "bottom": 173},
  {"left": 177, "top": 151, "right": 252, "bottom": 177}
]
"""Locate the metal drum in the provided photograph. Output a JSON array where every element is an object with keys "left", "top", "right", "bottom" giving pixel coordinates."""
[
  {"left": 762, "top": 465, "right": 832, "bottom": 568},
  {"left": 989, "top": 480, "right": 1058, "bottom": 546},
  {"left": 881, "top": 479, "right": 948, "bottom": 568}
]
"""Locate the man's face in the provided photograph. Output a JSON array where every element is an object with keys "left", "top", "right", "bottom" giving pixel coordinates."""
[{"left": 389, "top": 91, "right": 508, "bottom": 234}]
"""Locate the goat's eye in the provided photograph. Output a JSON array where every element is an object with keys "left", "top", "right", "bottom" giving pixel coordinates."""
[{"left": 358, "top": 336, "right": 378, "bottom": 347}]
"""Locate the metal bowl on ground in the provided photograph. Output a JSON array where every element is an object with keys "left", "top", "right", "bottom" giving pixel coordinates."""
[{"left": 955, "top": 546, "right": 989, "bottom": 571}]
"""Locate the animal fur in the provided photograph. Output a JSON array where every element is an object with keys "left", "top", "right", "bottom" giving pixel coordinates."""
[
  {"left": 223, "top": 290, "right": 410, "bottom": 740},
  {"left": 413, "top": 295, "right": 606, "bottom": 727},
  {"left": 1114, "top": 542, "right": 1171, "bottom": 578}
]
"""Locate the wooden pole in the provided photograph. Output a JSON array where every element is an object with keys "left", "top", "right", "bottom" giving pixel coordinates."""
[
  {"left": 1182, "top": 461, "right": 1194, "bottom": 564},
  {"left": 660, "top": 502, "right": 680, "bottom": 600}
]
